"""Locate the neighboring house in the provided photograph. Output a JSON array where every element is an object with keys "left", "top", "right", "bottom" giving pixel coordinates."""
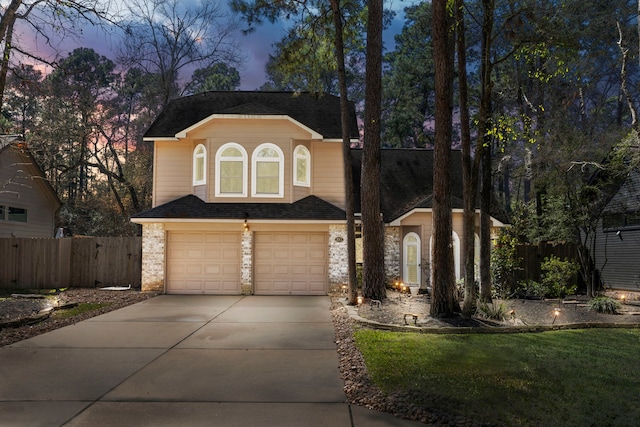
[
  {"left": 594, "top": 168, "right": 640, "bottom": 291},
  {"left": 0, "top": 136, "right": 61, "bottom": 238},
  {"left": 131, "top": 91, "right": 508, "bottom": 295}
]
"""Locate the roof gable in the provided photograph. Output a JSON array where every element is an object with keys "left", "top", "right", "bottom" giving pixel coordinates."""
[
  {"left": 603, "top": 168, "right": 640, "bottom": 214},
  {"left": 0, "top": 137, "right": 61, "bottom": 209},
  {"left": 144, "top": 91, "right": 359, "bottom": 140}
]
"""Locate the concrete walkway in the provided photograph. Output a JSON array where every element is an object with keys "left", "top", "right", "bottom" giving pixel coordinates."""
[{"left": 0, "top": 295, "right": 422, "bottom": 426}]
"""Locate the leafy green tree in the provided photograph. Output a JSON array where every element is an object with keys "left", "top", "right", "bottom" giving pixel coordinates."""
[
  {"left": 188, "top": 64, "right": 241, "bottom": 93},
  {"left": 3, "top": 64, "right": 43, "bottom": 136},
  {"left": 382, "top": 2, "right": 435, "bottom": 148},
  {"left": 46, "top": 47, "right": 116, "bottom": 205}
]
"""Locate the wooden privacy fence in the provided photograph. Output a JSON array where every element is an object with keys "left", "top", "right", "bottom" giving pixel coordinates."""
[
  {"left": 0, "top": 237, "right": 141, "bottom": 290},
  {"left": 515, "top": 242, "right": 580, "bottom": 284}
]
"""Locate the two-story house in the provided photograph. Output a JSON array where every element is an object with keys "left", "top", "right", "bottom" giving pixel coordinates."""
[{"left": 131, "top": 91, "right": 507, "bottom": 295}]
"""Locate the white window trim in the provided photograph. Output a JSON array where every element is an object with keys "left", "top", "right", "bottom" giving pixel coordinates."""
[
  {"left": 293, "top": 145, "right": 311, "bottom": 187},
  {"left": 193, "top": 143, "right": 207, "bottom": 186},
  {"left": 252, "top": 142, "right": 284, "bottom": 198},
  {"left": 215, "top": 142, "right": 248, "bottom": 197}
]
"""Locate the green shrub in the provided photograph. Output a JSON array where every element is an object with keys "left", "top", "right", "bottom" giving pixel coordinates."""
[
  {"left": 491, "top": 232, "right": 522, "bottom": 297},
  {"left": 540, "top": 255, "right": 579, "bottom": 298},
  {"left": 588, "top": 296, "right": 621, "bottom": 314},
  {"left": 476, "top": 301, "right": 509, "bottom": 321},
  {"left": 517, "top": 279, "right": 547, "bottom": 299}
]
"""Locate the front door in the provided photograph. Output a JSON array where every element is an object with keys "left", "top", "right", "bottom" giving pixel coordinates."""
[{"left": 403, "top": 232, "right": 421, "bottom": 286}]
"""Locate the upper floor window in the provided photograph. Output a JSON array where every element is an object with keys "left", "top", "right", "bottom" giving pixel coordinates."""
[
  {"left": 216, "top": 143, "right": 248, "bottom": 197},
  {"left": 293, "top": 145, "right": 311, "bottom": 187},
  {"left": 603, "top": 211, "right": 640, "bottom": 230},
  {"left": 252, "top": 143, "right": 284, "bottom": 197},
  {"left": 193, "top": 144, "right": 207, "bottom": 185}
]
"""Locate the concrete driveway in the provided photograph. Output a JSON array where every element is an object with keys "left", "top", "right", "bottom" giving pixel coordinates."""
[{"left": 0, "top": 295, "right": 422, "bottom": 426}]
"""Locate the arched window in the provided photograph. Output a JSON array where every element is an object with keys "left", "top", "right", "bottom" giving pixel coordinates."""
[
  {"left": 193, "top": 144, "right": 207, "bottom": 186},
  {"left": 293, "top": 145, "right": 311, "bottom": 187},
  {"left": 215, "top": 143, "right": 247, "bottom": 197},
  {"left": 403, "top": 232, "right": 421, "bottom": 285},
  {"left": 252, "top": 143, "right": 284, "bottom": 197}
]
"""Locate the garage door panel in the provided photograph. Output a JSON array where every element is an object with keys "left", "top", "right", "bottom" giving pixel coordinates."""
[
  {"left": 290, "top": 234, "right": 309, "bottom": 244},
  {"left": 167, "top": 231, "right": 241, "bottom": 295},
  {"left": 309, "top": 234, "right": 326, "bottom": 244},
  {"left": 291, "top": 251, "right": 308, "bottom": 260},
  {"left": 309, "top": 249, "right": 325, "bottom": 260},
  {"left": 273, "top": 234, "right": 291, "bottom": 244},
  {"left": 254, "top": 231, "right": 327, "bottom": 295},
  {"left": 274, "top": 265, "right": 289, "bottom": 274},
  {"left": 308, "top": 281, "right": 326, "bottom": 292}
]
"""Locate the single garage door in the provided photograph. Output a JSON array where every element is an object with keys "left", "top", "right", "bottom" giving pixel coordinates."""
[
  {"left": 166, "top": 231, "right": 241, "bottom": 294},
  {"left": 254, "top": 232, "right": 328, "bottom": 295}
]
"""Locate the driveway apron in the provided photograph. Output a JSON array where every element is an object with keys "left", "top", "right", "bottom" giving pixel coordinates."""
[{"left": 0, "top": 295, "right": 423, "bottom": 427}]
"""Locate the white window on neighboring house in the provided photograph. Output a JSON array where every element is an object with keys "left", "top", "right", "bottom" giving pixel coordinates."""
[
  {"left": 193, "top": 144, "right": 207, "bottom": 186},
  {"left": 293, "top": 145, "right": 311, "bottom": 187},
  {"left": 215, "top": 143, "right": 248, "bottom": 197},
  {"left": 252, "top": 143, "right": 284, "bottom": 197}
]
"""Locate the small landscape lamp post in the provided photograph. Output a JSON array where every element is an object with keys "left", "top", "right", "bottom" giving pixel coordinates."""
[{"left": 552, "top": 307, "right": 561, "bottom": 325}]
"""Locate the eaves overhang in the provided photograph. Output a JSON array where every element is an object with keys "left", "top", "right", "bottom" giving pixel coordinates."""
[{"left": 143, "top": 114, "right": 324, "bottom": 141}]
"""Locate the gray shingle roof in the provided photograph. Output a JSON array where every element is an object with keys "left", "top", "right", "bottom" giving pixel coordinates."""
[
  {"left": 144, "top": 91, "right": 359, "bottom": 140},
  {"left": 351, "top": 149, "right": 509, "bottom": 224},
  {"left": 131, "top": 195, "right": 346, "bottom": 221}
]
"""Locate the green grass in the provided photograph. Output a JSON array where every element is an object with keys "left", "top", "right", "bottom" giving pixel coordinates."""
[
  {"left": 53, "top": 302, "right": 108, "bottom": 318},
  {"left": 354, "top": 328, "right": 640, "bottom": 426}
]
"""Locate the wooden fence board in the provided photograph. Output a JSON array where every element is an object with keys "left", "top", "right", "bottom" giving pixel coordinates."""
[
  {"left": 515, "top": 242, "right": 580, "bottom": 283},
  {"left": 0, "top": 237, "right": 141, "bottom": 290}
]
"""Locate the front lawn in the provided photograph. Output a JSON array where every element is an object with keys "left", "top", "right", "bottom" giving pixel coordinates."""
[{"left": 354, "top": 328, "right": 640, "bottom": 426}]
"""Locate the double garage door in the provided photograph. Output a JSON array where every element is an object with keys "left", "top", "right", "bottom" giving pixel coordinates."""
[{"left": 166, "top": 231, "right": 327, "bottom": 295}]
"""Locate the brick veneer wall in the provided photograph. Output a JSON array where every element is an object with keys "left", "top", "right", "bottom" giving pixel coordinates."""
[{"left": 141, "top": 223, "right": 165, "bottom": 293}]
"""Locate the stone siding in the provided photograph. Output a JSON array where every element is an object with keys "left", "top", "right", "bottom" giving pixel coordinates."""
[
  {"left": 384, "top": 226, "right": 401, "bottom": 284},
  {"left": 328, "top": 225, "right": 348, "bottom": 294},
  {"left": 241, "top": 229, "right": 253, "bottom": 295},
  {"left": 141, "top": 223, "right": 165, "bottom": 293}
]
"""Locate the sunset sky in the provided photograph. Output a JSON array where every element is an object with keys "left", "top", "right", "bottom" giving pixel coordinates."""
[{"left": 15, "top": 0, "right": 418, "bottom": 90}]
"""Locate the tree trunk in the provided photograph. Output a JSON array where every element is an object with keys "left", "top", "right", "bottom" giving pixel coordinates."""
[
  {"left": 330, "top": 0, "right": 357, "bottom": 304},
  {"left": 478, "top": 0, "right": 495, "bottom": 303},
  {"left": 430, "top": 0, "right": 459, "bottom": 317},
  {"left": 361, "top": 0, "right": 386, "bottom": 301},
  {"left": 456, "top": 0, "right": 477, "bottom": 316}
]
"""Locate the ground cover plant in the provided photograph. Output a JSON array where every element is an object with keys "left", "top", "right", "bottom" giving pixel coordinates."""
[{"left": 354, "top": 328, "right": 640, "bottom": 426}]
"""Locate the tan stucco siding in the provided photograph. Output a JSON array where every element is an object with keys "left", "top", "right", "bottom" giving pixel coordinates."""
[
  {"left": 0, "top": 149, "right": 58, "bottom": 238},
  {"left": 153, "top": 141, "right": 192, "bottom": 207},
  {"left": 311, "top": 142, "right": 345, "bottom": 209}
]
